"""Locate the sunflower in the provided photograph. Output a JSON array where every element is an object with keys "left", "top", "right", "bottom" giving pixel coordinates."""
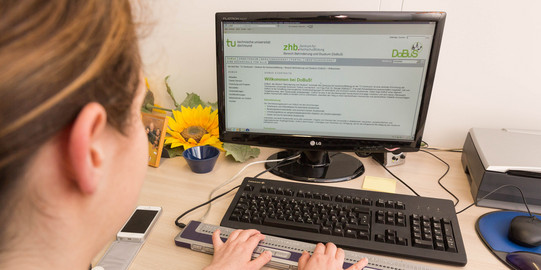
[{"left": 165, "top": 105, "right": 223, "bottom": 150}]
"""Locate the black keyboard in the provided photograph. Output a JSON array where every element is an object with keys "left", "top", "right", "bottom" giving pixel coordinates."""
[{"left": 220, "top": 177, "right": 467, "bottom": 266}]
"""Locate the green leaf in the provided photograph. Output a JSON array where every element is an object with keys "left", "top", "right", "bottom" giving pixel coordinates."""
[
  {"left": 165, "top": 75, "right": 180, "bottom": 108},
  {"left": 163, "top": 76, "right": 217, "bottom": 111},
  {"left": 207, "top": 101, "right": 218, "bottom": 111},
  {"left": 163, "top": 145, "right": 184, "bottom": 158},
  {"left": 223, "top": 143, "right": 260, "bottom": 162},
  {"left": 177, "top": 92, "right": 218, "bottom": 111},
  {"left": 141, "top": 90, "right": 155, "bottom": 113},
  {"left": 178, "top": 92, "right": 207, "bottom": 109}
]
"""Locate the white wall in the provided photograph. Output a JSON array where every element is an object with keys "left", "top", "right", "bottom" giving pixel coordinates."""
[{"left": 137, "top": 0, "right": 541, "bottom": 148}]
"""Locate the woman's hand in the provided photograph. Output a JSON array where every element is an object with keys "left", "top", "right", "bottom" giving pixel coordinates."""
[
  {"left": 298, "top": 242, "right": 368, "bottom": 270},
  {"left": 204, "top": 229, "right": 272, "bottom": 270}
]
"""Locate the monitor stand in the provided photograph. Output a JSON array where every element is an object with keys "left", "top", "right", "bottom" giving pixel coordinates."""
[{"left": 265, "top": 150, "right": 365, "bottom": 183}]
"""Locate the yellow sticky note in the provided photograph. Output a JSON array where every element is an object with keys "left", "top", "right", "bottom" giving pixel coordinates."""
[{"left": 362, "top": 176, "right": 396, "bottom": 193}]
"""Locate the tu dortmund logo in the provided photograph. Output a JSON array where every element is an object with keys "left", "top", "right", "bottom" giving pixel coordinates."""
[{"left": 226, "top": 39, "right": 236, "bottom": 47}]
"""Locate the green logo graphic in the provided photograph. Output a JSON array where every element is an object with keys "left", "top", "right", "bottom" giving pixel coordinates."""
[
  {"left": 226, "top": 39, "right": 236, "bottom": 47},
  {"left": 392, "top": 42, "right": 423, "bottom": 58},
  {"left": 283, "top": 43, "right": 299, "bottom": 51}
]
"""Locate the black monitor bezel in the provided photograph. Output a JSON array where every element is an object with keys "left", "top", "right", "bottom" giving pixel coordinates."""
[{"left": 216, "top": 11, "right": 446, "bottom": 153}]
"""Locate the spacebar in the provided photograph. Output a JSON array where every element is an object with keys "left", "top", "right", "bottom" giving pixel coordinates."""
[{"left": 263, "top": 218, "right": 320, "bottom": 233}]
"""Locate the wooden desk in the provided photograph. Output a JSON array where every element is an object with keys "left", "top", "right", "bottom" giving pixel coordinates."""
[{"left": 94, "top": 148, "right": 508, "bottom": 269}]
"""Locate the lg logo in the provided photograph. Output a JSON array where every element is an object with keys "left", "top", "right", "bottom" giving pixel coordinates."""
[{"left": 309, "top": 140, "right": 322, "bottom": 146}]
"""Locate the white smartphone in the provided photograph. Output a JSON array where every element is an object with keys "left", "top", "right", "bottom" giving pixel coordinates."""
[{"left": 116, "top": 206, "right": 162, "bottom": 243}]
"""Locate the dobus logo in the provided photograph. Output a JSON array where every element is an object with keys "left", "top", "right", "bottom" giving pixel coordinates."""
[{"left": 392, "top": 42, "right": 423, "bottom": 58}]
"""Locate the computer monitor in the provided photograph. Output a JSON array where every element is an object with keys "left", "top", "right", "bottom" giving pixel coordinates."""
[{"left": 216, "top": 11, "right": 446, "bottom": 182}]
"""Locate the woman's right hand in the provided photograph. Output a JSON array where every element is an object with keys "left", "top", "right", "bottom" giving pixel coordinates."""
[
  {"left": 298, "top": 242, "right": 368, "bottom": 270},
  {"left": 203, "top": 229, "right": 272, "bottom": 270}
]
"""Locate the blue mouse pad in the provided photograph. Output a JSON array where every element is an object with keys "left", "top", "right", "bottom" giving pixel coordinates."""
[{"left": 477, "top": 211, "right": 541, "bottom": 254}]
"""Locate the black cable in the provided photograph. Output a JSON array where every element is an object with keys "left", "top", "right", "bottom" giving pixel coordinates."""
[
  {"left": 420, "top": 150, "right": 459, "bottom": 206},
  {"left": 456, "top": 184, "right": 532, "bottom": 215},
  {"left": 175, "top": 184, "right": 240, "bottom": 228},
  {"left": 376, "top": 160, "right": 421, "bottom": 196},
  {"left": 422, "top": 140, "right": 462, "bottom": 153},
  {"left": 175, "top": 153, "right": 302, "bottom": 229}
]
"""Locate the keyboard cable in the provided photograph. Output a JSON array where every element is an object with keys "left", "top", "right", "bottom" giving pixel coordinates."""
[{"left": 175, "top": 152, "right": 301, "bottom": 229}]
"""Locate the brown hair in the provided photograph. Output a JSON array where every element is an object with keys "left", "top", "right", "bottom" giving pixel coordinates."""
[{"left": 0, "top": 0, "right": 141, "bottom": 241}]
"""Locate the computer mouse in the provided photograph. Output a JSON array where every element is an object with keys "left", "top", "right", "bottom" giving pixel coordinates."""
[
  {"left": 508, "top": 215, "right": 541, "bottom": 247},
  {"left": 506, "top": 252, "right": 541, "bottom": 270}
]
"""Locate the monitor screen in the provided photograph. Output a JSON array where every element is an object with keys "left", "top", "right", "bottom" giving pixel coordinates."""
[{"left": 216, "top": 12, "right": 446, "bottom": 182}]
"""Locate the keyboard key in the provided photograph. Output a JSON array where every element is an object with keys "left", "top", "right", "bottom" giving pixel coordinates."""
[
  {"left": 445, "top": 236, "right": 457, "bottom": 252},
  {"left": 321, "top": 226, "right": 332, "bottom": 234},
  {"left": 413, "top": 238, "right": 433, "bottom": 249},
  {"left": 358, "top": 230, "right": 370, "bottom": 240},
  {"left": 443, "top": 223, "right": 453, "bottom": 237},
  {"left": 263, "top": 218, "right": 320, "bottom": 233},
  {"left": 251, "top": 216, "right": 262, "bottom": 224},
  {"left": 397, "top": 217, "right": 406, "bottom": 227},
  {"left": 229, "top": 213, "right": 240, "bottom": 221},
  {"left": 333, "top": 228, "right": 344, "bottom": 236},
  {"left": 353, "top": 206, "right": 370, "bottom": 214},
  {"left": 345, "top": 229, "right": 357, "bottom": 238},
  {"left": 435, "top": 241, "right": 445, "bottom": 251},
  {"left": 361, "top": 198, "right": 372, "bottom": 206},
  {"left": 386, "top": 235, "right": 396, "bottom": 244},
  {"left": 397, "top": 237, "right": 407, "bottom": 246},
  {"left": 344, "top": 223, "right": 370, "bottom": 232}
]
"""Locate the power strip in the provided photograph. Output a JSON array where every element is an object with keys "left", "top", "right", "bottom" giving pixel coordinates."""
[{"left": 372, "top": 152, "right": 406, "bottom": 167}]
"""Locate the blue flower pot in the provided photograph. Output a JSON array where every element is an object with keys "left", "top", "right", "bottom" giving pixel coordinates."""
[{"left": 183, "top": 145, "right": 220, "bottom": 173}]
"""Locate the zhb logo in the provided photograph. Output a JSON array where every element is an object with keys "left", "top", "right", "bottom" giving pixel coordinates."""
[
  {"left": 283, "top": 43, "right": 298, "bottom": 51},
  {"left": 392, "top": 42, "right": 423, "bottom": 58}
]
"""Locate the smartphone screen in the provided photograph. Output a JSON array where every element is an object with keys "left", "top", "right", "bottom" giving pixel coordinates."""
[{"left": 120, "top": 209, "right": 159, "bottom": 234}]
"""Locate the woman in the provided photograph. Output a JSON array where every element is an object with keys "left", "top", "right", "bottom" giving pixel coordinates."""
[{"left": 0, "top": 1, "right": 367, "bottom": 269}]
